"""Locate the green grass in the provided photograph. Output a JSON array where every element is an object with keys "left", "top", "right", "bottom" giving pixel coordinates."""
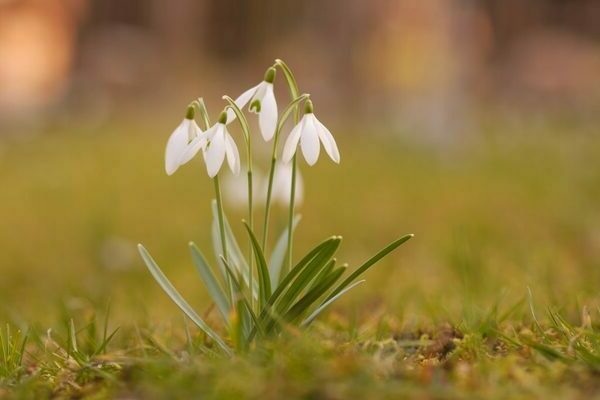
[{"left": 1, "top": 114, "right": 600, "bottom": 398}]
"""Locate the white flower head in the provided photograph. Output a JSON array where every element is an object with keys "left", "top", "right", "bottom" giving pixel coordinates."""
[
  {"left": 282, "top": 100, "right": 340, "bottom": 166},
  {"left": 165, "top": 106, "right": 203, "bottom": 175},
  {"left": 194, "top": 111, "right": 241, "bottom": 178},
  {"left": 227, "top": 67, "right": 278, "bottom": 142}
]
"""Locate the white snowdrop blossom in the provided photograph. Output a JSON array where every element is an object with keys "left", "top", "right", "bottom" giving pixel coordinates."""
[
  {"left": 270, "top": 162, "right": 303, "bottom": 207},
  {"left": 282, "top": 100, "right": 340, "bottom": 166},
  {"left": 227, "top": 67, "right": 278, "bottom": 142},
  {"left": 183, "top": 112, "right": 240, "bottom": 178},
  {"left": 164, "top": 108, "right": 203, "bottom": 175}
]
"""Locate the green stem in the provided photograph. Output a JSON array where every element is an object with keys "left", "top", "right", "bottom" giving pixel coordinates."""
[
  {"left": 222, "top": 96, "right": 255, "bottom": 308},
  {"left": 261, "top": 94, "right": 309, "bottom": 251},
  {"left": 274, "top": 59, "right": 301, "bottom": 276},
  {"left": 285, "top": 155, "right": 298, "bottom": 276},
  {"left": 213, "top": 174, "right": 233, "bottom": 304}
]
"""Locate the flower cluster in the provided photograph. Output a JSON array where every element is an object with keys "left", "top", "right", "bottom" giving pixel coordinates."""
[
  {"left": 164, "top": 69, "right": 339, "bottom": 178},
  {"left": 138, "top": 59, "right": 412, "bottom": 355}
]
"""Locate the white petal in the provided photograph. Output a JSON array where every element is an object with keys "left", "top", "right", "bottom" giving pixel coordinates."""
[
  {"left": 314, "top": 116, "right": 340, "bottom": 163},
  {"left": 165, "top": 119, "right": 191, "bottom": 175},
  {"left": 281, "top": 117, "right": 305, "bottom": 163},
  {"left": 258, "top": 84, "right": 277, "bottom": 141},
  {"left": 300, "top": 115, "right": 320, "bottom": 166},
  {"left": 179, "top": 134, "right": 206, "bottom": 165},
  {"left": 227, "top": 83, "right": 260, "bottom": 123},
  {"left": 224, "top": 132, "right": 241, "bottom": 175},
  {"left": 203, "top": 126, "right": 226, "bottom": 178}
]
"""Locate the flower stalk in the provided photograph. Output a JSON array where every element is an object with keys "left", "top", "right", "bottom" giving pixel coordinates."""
[{"left": 274, "top": 59, "right": 301, "bottom": 277}]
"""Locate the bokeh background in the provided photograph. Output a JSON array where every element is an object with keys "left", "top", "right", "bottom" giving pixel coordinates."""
[{"left": 1, "top": 0, "right": 599, "bottom": 328}]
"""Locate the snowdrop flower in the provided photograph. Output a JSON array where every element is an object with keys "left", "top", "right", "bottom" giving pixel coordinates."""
[
  {"left": 183, "top": 111, "right": 240, "bottom": 178},
  {"left": 164, "top": 106, "right": 203, "bottom": 175},
  {"left": 270, "top": 162, "right": 303, "bottom": 207},
  {"left": 228, "top": 67, "right": 277, "bottom": 142},
  {"left": 282, "top": 100, "right": 340, "bottom": 166}
]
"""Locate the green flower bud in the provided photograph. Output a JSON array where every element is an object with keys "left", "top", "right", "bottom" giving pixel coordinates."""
[{"left": 218, "top": 111, "right": 228, "bottom": 124}]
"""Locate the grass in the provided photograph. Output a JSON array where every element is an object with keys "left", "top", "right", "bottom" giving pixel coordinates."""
[{"left": 0, "top": 112, "right": 599, "bottom": 398}]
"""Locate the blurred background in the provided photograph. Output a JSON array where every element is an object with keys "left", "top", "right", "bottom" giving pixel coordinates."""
[{"left": 0, "top": 0, "right": 599, "bottom": 327}]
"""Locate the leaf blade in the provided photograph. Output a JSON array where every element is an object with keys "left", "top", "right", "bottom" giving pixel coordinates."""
[
  {"left": 326, "top": 234, "right": 413, "bottom": 301},
  {"left": 189, "top": 242, "right": 231, "bottom": 323},
  {"left": 138, "top": 244, "right": 232, "bottom": 355}
]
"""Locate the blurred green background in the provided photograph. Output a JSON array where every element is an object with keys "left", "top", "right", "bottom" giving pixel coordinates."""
[{"left": 1, "top": 0, "right": 599, "bottom": 328}]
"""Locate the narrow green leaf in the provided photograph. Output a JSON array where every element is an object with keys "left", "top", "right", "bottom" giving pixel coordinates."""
[
  {"left": 326, "top": 234, "right": 413, "bottom": 301},
  {"left": 220, "top": 256, "right": 266, "bottom": 338},
  {"left": 69, "top": 319, "right": 78, "bottom": 354},
  {"left": 276, "top": 237, "right": 341, "bottom": 316},
  {"left": 269, "top": 215, "right": 301, "bottom": 288},
  {"left": 243, "top": 222, "right": 271, "bottom": 308},
  {"left": 284, "top": 266, "right": 346, "bottom": 323},
  {"left": 211, "top": 201, "right": 256, "bottom": 296},
  {"left": 247, "top": 237, "right": 341, "bottom": 341},
  {"left": 301, "top": 280, "right": 366, "bottom": 327},
  {"left": 307, "top": 258, "right": 336, "bottom": 291},
  {"left": 189, "top": 242, "right": 230, "bottom": 323},
  {"left": 137, "top": 244, "right": 232, "bottom": 355},
  {"left": 269, "top": 237, "right": 340, "bottom": 307}
]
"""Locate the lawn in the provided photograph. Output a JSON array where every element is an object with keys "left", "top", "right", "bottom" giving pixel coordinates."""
[{"left": 1, "top": 113, "right": 600, "bottom": 399}]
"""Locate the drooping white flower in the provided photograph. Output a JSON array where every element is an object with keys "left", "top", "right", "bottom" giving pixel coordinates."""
[
  {"left": 282, "top": 100, "right": 340, "bottom": 166},
  {"left": 227, "top": 67, "right": 278, "bottom": 142},
  {"left": 183, "top": 112, "right": 240, "bottom": 178},
  {"left": 270, "top": 162, "right": 304, "bottom": 207},
  {"left": 165, "top": 107, "right": 203, "bottom": 175}
]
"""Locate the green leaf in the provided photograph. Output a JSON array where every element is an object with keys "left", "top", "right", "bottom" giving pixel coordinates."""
[
  {"left": 301, "top": 280, "right": 365, "bottom": 327},
  {"left": 284, "top": 266, "right": 346, "bottom": 323},
  {"left": 243, "top": 222, "right": 271, "bottom": 308},
  {"left": 211, "top": 201, "right": 256, "bottom": 296},
  {"left": 307, "top": 258, "right": 336, "bottom": 292},
  {"left": 137, "top": 244, "right": 232, "bottom": 355},
  {"left": 246, "top": 237, "right": 340, "bottom": 341},
  {"left": 269, "top": 215, "right": 301, "bottom": 288},
  {"left": 275, "top": 237, "right": 341, "bottom": 316},
  {"left": 326, "top": 234, "right": 413, "bottom": 302},
  {"left": 189, "top": 242, "right": 230, "bottom": 324},
  {"left": 220, "top": 256, "right": 266, "bottom": 338}
]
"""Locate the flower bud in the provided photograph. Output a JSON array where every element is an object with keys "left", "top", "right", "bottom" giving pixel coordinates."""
[
  {"left": 264, "top": 67, "right": 276, "bottom": 83},
  {"left": 218, "top": 111, "right": 228, "bottom": 124}
]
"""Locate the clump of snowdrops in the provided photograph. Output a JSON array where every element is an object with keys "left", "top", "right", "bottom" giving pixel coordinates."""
[{"left": 138, "top": 59, "right": 413, "bottom": 355}]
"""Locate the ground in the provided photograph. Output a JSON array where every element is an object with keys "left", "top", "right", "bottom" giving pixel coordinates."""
[{"left": 1, "top": 113, "right": 599, "bottom": 399}]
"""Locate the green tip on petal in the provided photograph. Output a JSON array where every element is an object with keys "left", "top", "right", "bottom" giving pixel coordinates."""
[
  {"left": 185, "top": 105, "right": 195, "bottom": 120},
  {"left": 304, "top": 99, "right": 314, "bottom": 114},
  {"left": 264, "top": 67, "right": 276, "bottom": 83},
  {"left": 250, "top": 99, "right": 261, "bottom": 113},
  {"left": 218, "top": 111, "right": 228, "bottom": 124}
]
